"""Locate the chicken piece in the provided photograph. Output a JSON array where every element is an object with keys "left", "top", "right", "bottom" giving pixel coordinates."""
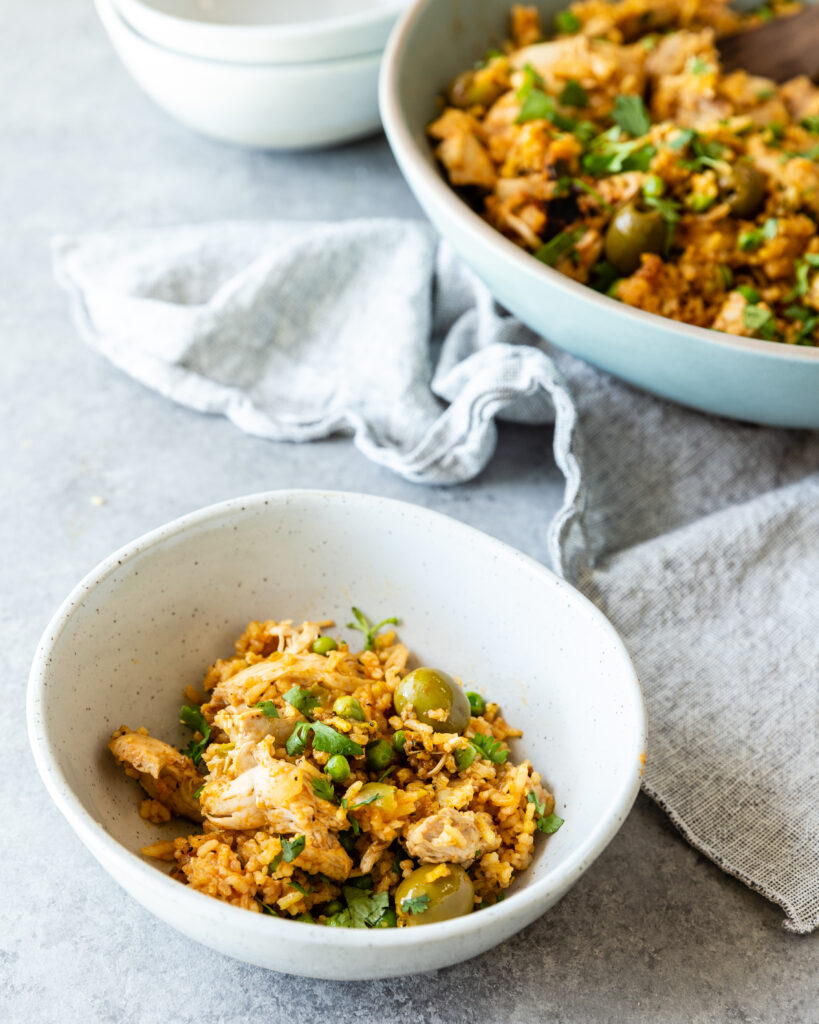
[
  {"left": 510, "top": 3, "right": 542, "bottom": 48},
  {"left": 404, "top": 808, "right": 499, "bottom": 864},
  {"left": 780, "top": 76, "right": 819, "bottom": 122},
  {"left": 428, "top": 109, "right": 497, "bottom": 189},
  {"left": 200, "top": 738, "right": 341, "bottom": 834},
  {"left": 512, "top": 37, "right": 647, "bottom": 119},
  {"left": 213, "top": 704, "right": 300, "bottom": 749},
  {"left": 286, "top": 830, "right": 353, "bottom": 882},
  {"left": 109, "top": 726, "right": 203, "bottom": 822},
  {"left": 644, "top": 28, "right": 717, "bottom": 79}
]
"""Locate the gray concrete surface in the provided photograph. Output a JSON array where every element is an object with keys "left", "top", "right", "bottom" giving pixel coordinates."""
[{"left": 1, "top": 2, "right": 816, "bottom": 1021}]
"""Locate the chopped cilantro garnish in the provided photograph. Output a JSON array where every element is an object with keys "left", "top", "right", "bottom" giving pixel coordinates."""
[
  {"left": 469, "top": 732, "right": 508, "bottom": 764},
  {"left": 757, "top": 88, "right": 775, "bottom": 101},
  {"left": 283, "top": 686, "right": 321, "bottom": 719},
  {"left": 337, "top": 829, "right": 357, "bottom": 854},
  {"left": 268, "top": 852, "right": 283, "bottom": 873},
  {"left": 286, "top": 720, "right": 364, "bottom": 758},
  {"left": 537, "top": 812, "right": 566, "bottom": 834},
  {"left": 669, "top": 129, "right": 695, "bottom": 151},
  {"left": 254, "top": 701, "right": 279, "bottom": 718},
  {"left": 689, "top": 57, "right": 710, "bottom": 76},
  {"left": 689, "top": 194, "right": 715, "bottom": 213},
  {"left": 644, "top": 195, "right": 681, "bottom": 224},
  {"left": 454, "top": 745, "right": 478, "bottom": 771},
  {"left": 179, "top": 705, "right": 211, "bottom": 766},
  {"left": 801, "top": 116, "right": 819, "bottom": 133},
  {"left": 590, "top": 259, "right": 620, "bottom": 294},
  {"left": 281, "top": 835, "right": 306, "bottom": 863},
  {"left": 743, "top": 304, "right": 776, "bottom": 339},
  {"left": 310, "top": 722, "right": 364, "bottom": 757},
  {"left": 611, "top": 94, "right": 651, "bottom": 137},
  {"left": 527, "top": 791, "right": 565, "bottom": 834},
  {"left": 559, "top": 79, "right": 588, "bottom": 108},
  {"left": 737, "top": 284, "right": 760, "bottom": 304},
  {"left": 255, "top": 896, "right": 278, "bottom": 916},
  {"left": 285, "top": 720, "right": 311, "bottom": 756},
  {"left": 555, "top": 10, "right": 581, "bottom": 34},
  {"left": 311, "top": 776, "right": 336, "bottom": 802},
  {"left": 582, "top": 127, "right": 655, "bottom": 175},
  {"left": 193, "top": 784, "right": 204, "bottom": 800},
  {"left": 517, "top": 88, "right": 577, "bottom": 130},
  {"left": 341, "top": 886, "right": 391, "bottom": 928},
  {"left": 718, "top": 265, "right": 734, "bottom": 289},
  {"left": 534, "top": 228, "right": 584, "bottom": 267},
  {"left": 400, "top": 893, "right": 431, "bottom": 915},
  {"left": 347, "top": 607, "right": 398, "bottom": 651},
  {"left": 289, "top": 879, "right": 311, "bottom": 896},
  {"left": 738, "top": 218, "right": 777, "bottom": 252}
]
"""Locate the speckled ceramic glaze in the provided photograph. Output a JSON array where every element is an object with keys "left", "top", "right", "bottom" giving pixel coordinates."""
[
  {"left": 379, "top": 0, "right": 819, "bottom": 428},
  {"left": 27, "top": 490, "right": 645, "bottom": 979}
]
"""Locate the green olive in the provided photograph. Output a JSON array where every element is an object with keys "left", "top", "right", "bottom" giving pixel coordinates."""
[
  {"left": 395, "top": 864, "right": 475, "bottom": 926},
  {"left": 604, "top": 200, "right": 666, "bottom": 275},
  {"left": 351, "top": 782, "right": 397, "bottom": 813},
  {"left": 311, "top": 636, "right": 338, "bottom": 656},
  {"left": 365, "top": 739, "right": 395, "bottom": 772},
  {"left": 393, "top": 668, "right": 471, "bottom": 734},
  {"left": 333, "top": 695, "right": 365, "bottom": 721},
  {"left": 727, "top": 163, "right": 767, "bottom": 218},
  {"left": 325, "top": 754, "right": 350, "bottom": 783}
]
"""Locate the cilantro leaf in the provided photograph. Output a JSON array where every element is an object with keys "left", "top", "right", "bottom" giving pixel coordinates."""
[
  {"left": 179, "top": 705, "right": 211, "bottom": 766},
  {"left": 289, "top": 879, "right": 310, "bottom": 896},
  {"left": 400, "top": 893, "right": 431, "bottom": 915},
  {"left": 310, "top": 722, "right": 364, "bottom": 757},
  {"left": 582, "top": 127, "right": 655, "bottom": 175},
  {"left": 193, "top": 784, "right": 204, "bottom": 800},
  {"left": 555, "top": 10, "right": 581, "bottom": 33},
  {"left": 311, "top": 776, "right": 336, "bottom": 802},
  {"left": 254, "top": 701, "right": 279, "bottom": 718},
  {"left": 517, "top": 88, "right": 577, "bottom": 131},
  {"left": 347, "top": 607, "right": 399, "bottom": 651},
  {"left": 351, "top": 790, "right": 382, "bottom": 808},
  {"left": 536, "top": 812, "right": 565, "bottom": 835},
  {"left": 743, "top": 304, "right": 776, "bottom": 339},
  {"left": 559, "top": 79, "right": 588, "bottom": 108},
  {"left": 469, "top": 732, "right": 508, "bottom": 764},
  {"left": 281, "top": 835, "right": 306, "bottom": 863},
  {"left": 285, "top": 720, "right": 311, "bottom": 757},
  {"left": 572, "top": 179, "right": 614, "bottom": 213},
  {"left": 611, "top": 94, "right": 651, "bottom": 137},
  {"left": 801, "top": 116, "right": 819, "bottom": 133},
  {"left": 255, "top": 896, "right": 278, "bottom": 916},
  {"left": 268, "top": 852, "right": 283, "bottom": 874},
  {"left": 738, "top": 218, "right": 778, "bottom": 252},
  {"left": 534, "top": 228, "right": 584, "bottom": 267},
  {"left": 737, "top": 284, "right": 760, "bottom": 304},
  {"left": 527, "top": 791, "right": 565, "bottom": 834},
  {"left": 283, "top": 686, "right": 321, "bottom": 719}
]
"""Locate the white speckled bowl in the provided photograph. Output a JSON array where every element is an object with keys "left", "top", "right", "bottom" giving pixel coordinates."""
[
  {"left": 27, "top": 490, "right": 645, "bottom": 979},
  {"left": 379, "top": 0, "right": 819, "bottom": 427}
]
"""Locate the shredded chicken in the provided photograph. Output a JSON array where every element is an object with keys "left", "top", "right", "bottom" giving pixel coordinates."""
[
  {"left": 404, "top": 808, "right": 500, "bottom": 865},
  {"left": 108, "top": 726, "right": 203, "bottom": 822}
]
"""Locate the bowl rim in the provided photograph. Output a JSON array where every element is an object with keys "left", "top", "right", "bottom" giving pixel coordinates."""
[
  {"left": 378, "top": 0, "right": 819, "bottom": 365},
  {"left": 102, "top": 0, "right": 386, "bottom": 69},
  {"left": 27, "top": 489, "right": 646, "bottom": 951},
  {"left": 114, "top": 0, "right": 405, "bottom": 62}
]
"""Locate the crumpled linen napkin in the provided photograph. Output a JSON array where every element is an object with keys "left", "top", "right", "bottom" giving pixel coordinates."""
[{"left": 54, "top": 219, "right": 819, "bottom": 933}]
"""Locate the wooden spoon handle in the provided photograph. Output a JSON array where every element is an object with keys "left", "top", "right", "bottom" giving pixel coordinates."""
[{"left": 718, "top": 6, "right": 819, "bottom": 82}]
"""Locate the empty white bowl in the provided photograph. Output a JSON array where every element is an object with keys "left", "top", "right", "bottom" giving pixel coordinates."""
[
  {"left": 96, "top": 0, "right": 382, "bottom": 149},
  {"left": 28, "top": 490, "right": 645, "bottom": 978},
  {"left": 115, "top": 0, "right": 406, "bottom": 64}
]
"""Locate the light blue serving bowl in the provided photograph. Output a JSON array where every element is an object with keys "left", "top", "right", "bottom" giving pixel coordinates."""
[{"left": 379, "top": 0, "right": 819, "bottom": 428}]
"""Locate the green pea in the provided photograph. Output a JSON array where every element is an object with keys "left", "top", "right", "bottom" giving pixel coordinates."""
[
  {"left": 466, "top": 692, "right": 485, "bottom": 716},
  {"left": 366, "top": 739, "right": 395, "bottom": 772},
  {"left": 333, "top": 695, "right": 365, "bottom": 721},
  {"left": 323, "top": 899, "right": 344, "bottom": 916},
  {"left": 642, "top": 174, "right": 665, "bottom": 199},
  {"left": 326, "top": 754, "right": 350, "bottom": 783},
  {"left": 393, "top": 729, "right": 406, "bottom": 753},
  {"left": 295, "top": 912, "right": 314, "bottom": 923},
  {"left": 393, "top": 667, "right": 471, "bottom": 734},
  {"left": 312, "top": 636, "right": 338, "bottom": 656}
]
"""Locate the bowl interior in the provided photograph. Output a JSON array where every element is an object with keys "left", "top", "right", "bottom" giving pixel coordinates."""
[{"left": 31, "top": 492, "right": 643, "bottom": 927}]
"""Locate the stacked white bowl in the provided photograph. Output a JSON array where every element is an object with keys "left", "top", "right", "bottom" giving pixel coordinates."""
[{"left": 95, "top": 0, "right": 406, "bottom": 149}]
